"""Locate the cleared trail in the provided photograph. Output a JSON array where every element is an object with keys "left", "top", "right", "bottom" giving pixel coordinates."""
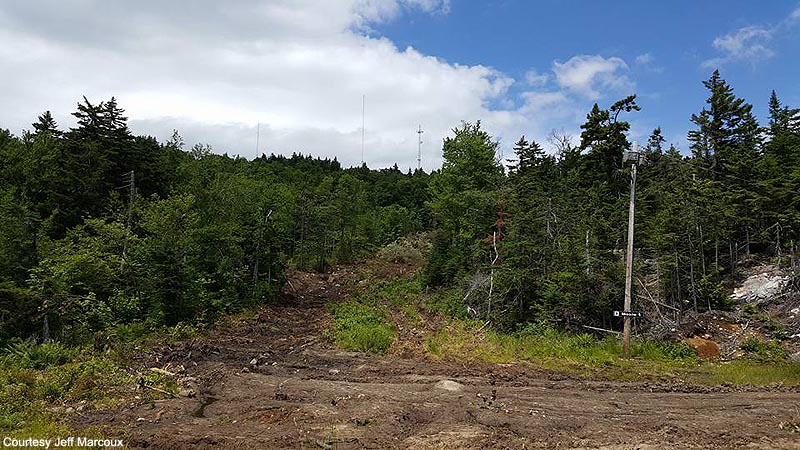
[{"left": 78, "top": 265, "right": 800, "bottom": 449}]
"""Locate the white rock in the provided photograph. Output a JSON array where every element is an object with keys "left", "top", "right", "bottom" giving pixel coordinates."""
[
  {"left": 434, "top": 379, "right": 464, "bottom": 392},
  {"left": 731, "top": 273, "right": 790, "bottom": 304}
]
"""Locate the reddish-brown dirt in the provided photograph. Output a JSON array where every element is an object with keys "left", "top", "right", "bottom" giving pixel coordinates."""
[
  {"left": 76, "top": 264, "right": 800, "bottom": 449},
  {"left": 685, "top": 337, "right": 722, "bottom": 358}
]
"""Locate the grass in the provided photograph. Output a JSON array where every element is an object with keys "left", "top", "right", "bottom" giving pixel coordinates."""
[
  {"left": 358, "top": 272, "right": 467, "bottom": 319},
  {"left": 371, "top": 276, "right": 424, "bottom": 306},
  {"left": 422, "top": 320, "right": 800, "bottom": 385},
  {"left": 328, "top": 300, "right": 396, "bottom": 354},
  {"left": 338, "top": 258, "right": 800, "bottom": 387}
]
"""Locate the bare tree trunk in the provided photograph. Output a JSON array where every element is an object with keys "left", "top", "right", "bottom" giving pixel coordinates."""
[
  {"left": 746, "top": 228, "right": 750, "bottom": 258},
  {"left": 487, "top": 232, "right": 499, "bottom": 318},
  {"left": 42, "top": 315, "right": 51, "bottom": 343},
  {"left": 698, "top": 224, "right": 706, "bottom": 275},
  {"left": 585, "top": 229, "right": 590, "bottom": 274}
]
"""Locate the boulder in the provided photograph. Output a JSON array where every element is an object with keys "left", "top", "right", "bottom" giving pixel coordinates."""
[
  {"left": 434, "top": 379, "right": 464, "bottom": 392},
  {"left": 731, "top": 272, "right": 789, "bottom": 305}
]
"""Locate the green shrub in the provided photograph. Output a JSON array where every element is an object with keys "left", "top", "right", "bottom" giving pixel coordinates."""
[
  {"left": 632, "top": 339, "right": 697, "bottom": 361},
  {"left": 0, "top": 342, "right": 129, "bottom": 433},
  {"left": 371, "top": 277, "right": 423, "bottom": 306},
  {"left": 741, "top": 337, "right": 787, "bottom": 362},
  {"left": 328, "top": 301, "right": 395, "bottom": 354},
  {"left": 108, "top": 321, "right": 154, "bottom": 343},
  {"left": 375, "top": 235, "right": 426, "bottom": 266},
  {"left": 423, "top": 287, "right": 466, "bottom": 318},
  {"left": 167, "top": 322, "right": 199, "bottom": 340},
  {"left": 2, "top": 341, "right": 77, "bottom": 370}
]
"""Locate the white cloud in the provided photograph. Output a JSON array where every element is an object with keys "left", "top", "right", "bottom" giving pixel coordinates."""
[
  {"left": 520, "top": 91, "right": 568, "bottom": 113},
  {"left": 635, "top": 53, "right": 653, "bottom": 65},
  {"left": 791, "top": 7, "right": 800, "bottom": 21},
  {"left": 524, "top": 69, "right": 550, "bottom": 86},
  {"left": 702, "top": 7, "right": 800, "bottom": 69},
  {"left": 702, "top": 26, "right": 774, "bottom": 68},
  {"left": 0, "top": 0, "right": 502, "bottom": 170},
  {"left": 0, "top": 1, "right": 634, "bottom": 169},
  {"left": 552, "top": 55, "right": 632, "bottom": 100}
]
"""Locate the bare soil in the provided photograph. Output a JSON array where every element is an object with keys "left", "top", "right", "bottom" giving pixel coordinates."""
[{"left": 76, "top": 264, "right": 800, "bottom": 449}]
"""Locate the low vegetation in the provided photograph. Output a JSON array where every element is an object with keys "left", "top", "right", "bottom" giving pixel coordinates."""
[
  {"left": 0, "top": 321, "right": 204, "bottom": 438},
  {"left": 328, "top": 301, "right": 396, "bottom": 354},
  {"left": 325, "top": 255, "right": 800, "bottom": 387},
  {"left": 422, "top": 319, "right": 800, "bottom": 385},
  {"left": 0, "top": 340, "right": 129, "bottom": 437}
]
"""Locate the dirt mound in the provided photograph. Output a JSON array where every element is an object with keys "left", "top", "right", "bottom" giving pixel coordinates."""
[{"left": 685, "top": 337, "right": 721, "bottom": 358}]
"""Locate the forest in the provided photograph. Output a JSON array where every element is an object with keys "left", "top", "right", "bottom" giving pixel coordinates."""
[{"left": 1, "top": 69, "right": 799, "bottom": 346}]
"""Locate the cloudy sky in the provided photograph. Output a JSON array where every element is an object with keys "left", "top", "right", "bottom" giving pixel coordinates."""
[{"left": 1, "top": 1, "right": 799, "bottom": 170}]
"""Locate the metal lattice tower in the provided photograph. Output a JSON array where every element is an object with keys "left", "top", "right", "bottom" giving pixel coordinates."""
[{"left": 416, "top": 125, "right": 423, "bottom": 170}]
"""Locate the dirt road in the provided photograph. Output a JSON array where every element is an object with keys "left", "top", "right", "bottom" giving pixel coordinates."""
[{"left": 79, "top": 266, "right": 800, "bottom": 449}]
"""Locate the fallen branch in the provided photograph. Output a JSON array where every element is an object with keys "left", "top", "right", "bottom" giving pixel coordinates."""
[
  {"left": 582, "top": 325, "right": 622, "bottom": 335},
  {"left": 137, "top": 377, "right": 178, "bottom": 398},
  {"left": 150, "top": 367, "right": 177, "bottom": 377},
  {"left": 287, "top": 339, "right": 318, "bottom": 355}
]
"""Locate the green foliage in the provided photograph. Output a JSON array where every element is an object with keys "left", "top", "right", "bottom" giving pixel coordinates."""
[
  {"left": 0, "top": 97, "right": 432, "bottom": 343},
  {"left": 328, "top": 301, "right": 395, "bottom": 354},
  {"left": 374, "top": 234, "right": 429, "bottom": 266},
  {"left": 0, "top": 342, "right": 129, "bottom": 432},
  {"left": 422, "top": 287, "right": 468, "bottom": 319},
  {"left": 632, "top": 339, "right": 697, "bottom": 361},
  {"left": 696, "top": 273, "right": 730, "bottom": 310},
  {"left": 425, "top": 320, "right": 698, "bottom": 375},
  {"left": 740, "top": 337, "right": 787, "bottom": 363},
  {"left": 2, "top": 341, "right": 77, "bottom": 370},
  {"left": 369, "top": 276, "right": 424, "bottom": 306},
  {"left": 425, "top": 121, "right": 503, "bottom": 286},
  {"left": 2, "top": 79, "right": 800, "bottom": 349}
]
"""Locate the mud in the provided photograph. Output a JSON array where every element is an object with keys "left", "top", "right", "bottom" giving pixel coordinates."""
[{"left": 75, "top": 265, "right": 800, "bottom": 449}]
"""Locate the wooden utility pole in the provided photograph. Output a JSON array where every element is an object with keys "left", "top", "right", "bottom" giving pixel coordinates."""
[{"left": 622, "top": 142, "right": 641, "bottom": 357}]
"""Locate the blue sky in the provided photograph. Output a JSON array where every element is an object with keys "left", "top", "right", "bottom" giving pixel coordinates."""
[
  {"left": 377, "top": 0, "right": 800, "bottom": 151},
  {"left": 1, "top": 1, "right": 799, "bottom": 168}
]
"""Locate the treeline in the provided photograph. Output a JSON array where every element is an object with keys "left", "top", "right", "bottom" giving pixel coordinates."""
[
  {"left": 0, "top": 98, "right": 429, "bottom": 344},
  {"left": 426, "top": 70, "right": 800, "bottom": 330},
  {"left": 2, "top": 69, "right": 799, "bottom": 344}
]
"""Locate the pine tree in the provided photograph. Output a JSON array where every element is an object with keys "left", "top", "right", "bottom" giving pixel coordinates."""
[
  {"left": 32, "top": 111, "right": 61, "bottom": 137},
  {"left": 646, "top": 127, "right": 665, "bottom": 154},
  {"left": 688, "top": 70, "right": 761, "bottom": 179}
]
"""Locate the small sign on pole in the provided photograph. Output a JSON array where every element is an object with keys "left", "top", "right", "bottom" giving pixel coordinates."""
[{"left": 614, "top": 311, "right": 642, "bottom": 318}]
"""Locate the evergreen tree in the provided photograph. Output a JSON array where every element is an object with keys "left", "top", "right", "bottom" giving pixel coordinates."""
[
  {"left": 32, "top": 111, "right": 61, "bottom": 137},
  {"left": 425, "top": 121, "right": 503, "bottom": 286},
  {"left": 688, "top": 70, "right": 761, "bottom": 179}
]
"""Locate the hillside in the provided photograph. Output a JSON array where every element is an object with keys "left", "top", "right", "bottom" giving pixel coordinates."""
[{"left": 41, "top": 251, "right": 795, "bottom": 449}]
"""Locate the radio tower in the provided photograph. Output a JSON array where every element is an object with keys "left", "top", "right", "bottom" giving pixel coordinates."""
[
  {"left": 361, "top": 94, "right": 365, "bottom": 166},
  {"left": 416, "top": 125, "right": 423, "bottom": 170}
]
